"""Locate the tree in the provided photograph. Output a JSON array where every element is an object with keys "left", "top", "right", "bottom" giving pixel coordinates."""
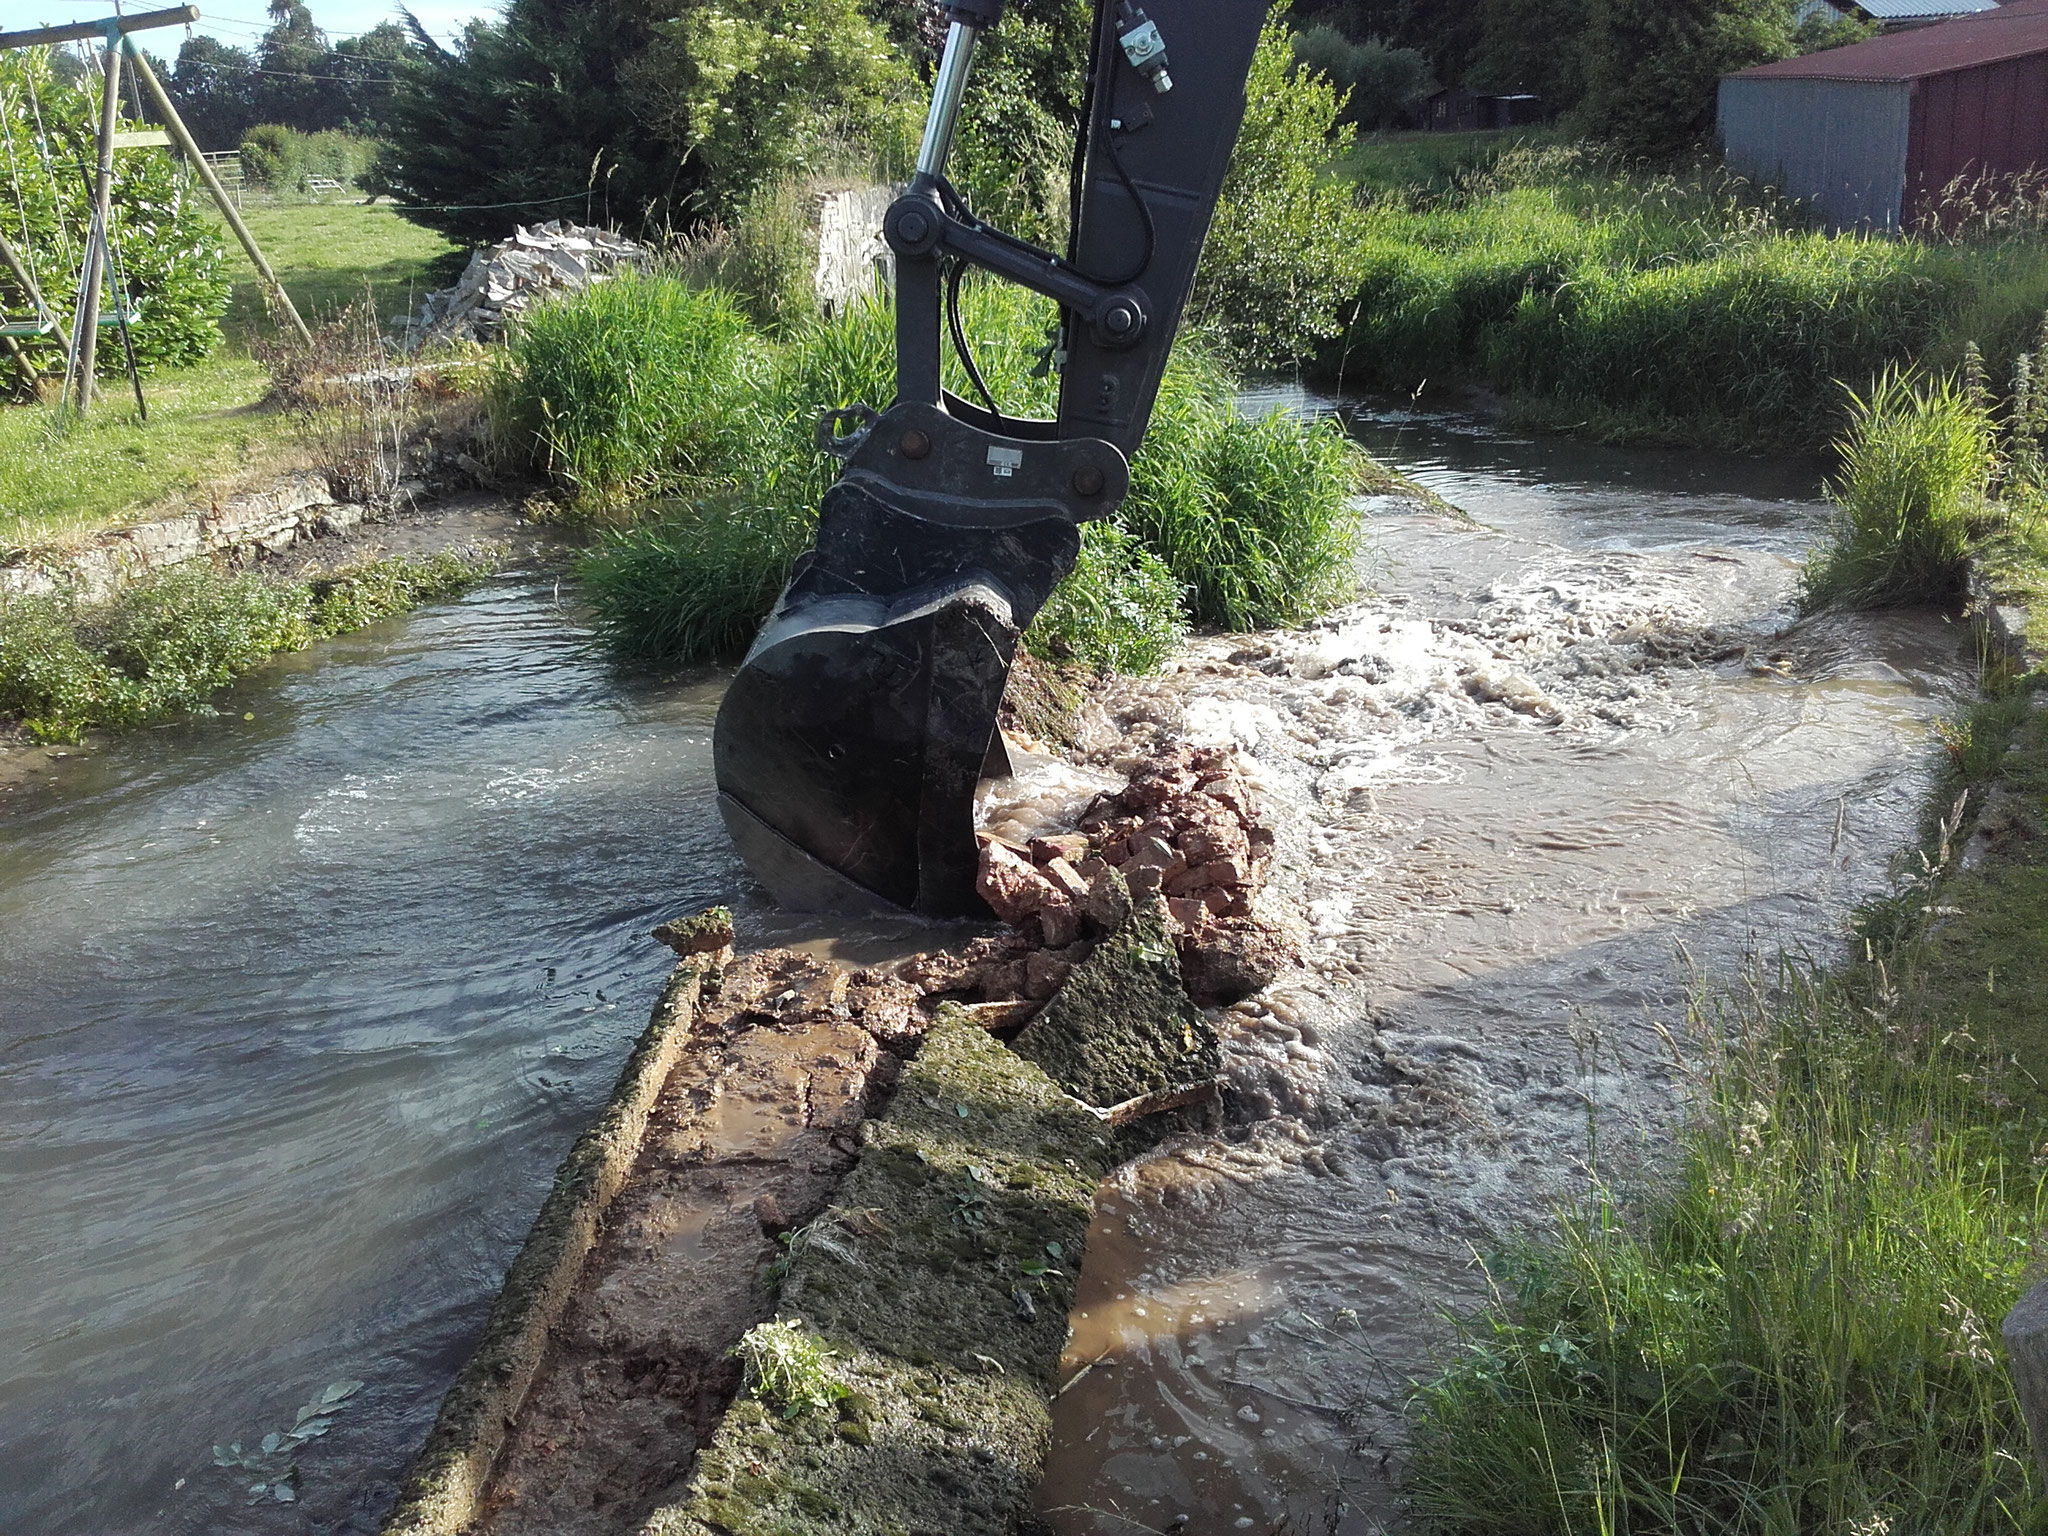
[
  {"left": 1287, "top": 0, "right": 1483, "bottom": 86},
  {"left": 1190, "top": 18, "right": 1372, "bottom": 366},
  {"left": 1468, "top": 0, "right": 1593, "bottom": 111},
  {"left": 165, "top": 34, "right": 258, "bottom": 150},
  {"left": 1578, "top": 0, "right": 1803, "bottom": 158},
  {"left": 624, "top": 0, "right": 918, "bottom": 219},
  {"left": 378, "top": 0, "right": 913, "bottom": 245},
  {"left": 377, "top": 0, "right": 664, "bottom": 246},
  {"left": 1293, "top": 24, "right": 1433, "bottom": 129}
]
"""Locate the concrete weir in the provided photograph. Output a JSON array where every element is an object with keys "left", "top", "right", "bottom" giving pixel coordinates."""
[{"left": 380, "top": 748, "right": 1271, "bottom": 1536}]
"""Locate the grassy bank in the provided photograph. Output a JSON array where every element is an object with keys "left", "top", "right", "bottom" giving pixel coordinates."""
[
  {"left": 2, "top": 202, "right": 459, "bottom": 552},
  {"left": 1330, "top": 143, "right": 2048, "bottom": 450},
  {"left": 0, "top": 548, "right": 497, "bottom": 742},
  {"left": 494, "top": 273, "right": 1373, "bottom": 670},
  {"left": 0, "top": 359, "right": 291, "bottom": 552}
]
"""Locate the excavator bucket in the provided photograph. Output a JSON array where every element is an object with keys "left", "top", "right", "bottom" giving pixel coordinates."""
[{"left": 713, "top": 0, "right": 1267, "bottom": 917}]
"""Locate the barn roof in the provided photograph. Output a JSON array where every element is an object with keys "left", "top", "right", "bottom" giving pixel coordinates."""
[
  {"left": 1737, "top": 0, "right": 2048, "bottom": 81},
  {"left": 1852, "top": 0, "right": 1996, "bottom": 19}
]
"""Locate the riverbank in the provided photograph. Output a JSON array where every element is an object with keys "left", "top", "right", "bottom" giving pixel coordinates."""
[
  {"left": 1323, "top": 140, "right": 2048, "bottom": 452},
  {"left": 0, "top": 489, "right": 560, "bottom": 768}
]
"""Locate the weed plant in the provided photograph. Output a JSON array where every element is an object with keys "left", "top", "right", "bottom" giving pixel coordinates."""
[
  {"left": 1802, "top": 369, "right": 1994, "bottom": 610},
  {"left": 1025, "top": 521, "right": 1187, "bottom": 674},
  {"left": 0, "top": 549, "right": 495, "bottom": 741},
  {"left": 1406, "top": 945, "right": 2046, "bottom": 1534},
  {"left": 731, "top": 1319, "right": 844, "bottom": 1419}
]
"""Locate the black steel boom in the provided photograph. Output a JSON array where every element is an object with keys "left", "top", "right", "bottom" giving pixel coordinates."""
[{"left": 713, "top": 0, "right": 1266, "bottom": 916}]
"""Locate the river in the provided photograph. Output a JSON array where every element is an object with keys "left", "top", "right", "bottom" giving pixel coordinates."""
[{"left": 0, "top": 406, "right": 1971, "bottom": 1534}]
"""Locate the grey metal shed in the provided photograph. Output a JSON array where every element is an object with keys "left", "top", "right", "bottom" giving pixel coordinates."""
[{"left": 1720, "top": 0, "right": 2048, "bottom": 231}]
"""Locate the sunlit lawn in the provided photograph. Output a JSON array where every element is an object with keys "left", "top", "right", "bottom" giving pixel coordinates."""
[
  {"left": 0, "top": 200, "right": 461, "bottom": 552},
  {"left": 217, "top": 199, "right": 458, "bottom": 343},
  {"left": 0, "top": 358, "right": 304, "bottom": 553}
]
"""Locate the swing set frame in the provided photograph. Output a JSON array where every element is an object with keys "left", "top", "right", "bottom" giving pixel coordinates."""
[{"left": 0, "top": 5, "right": 311, "bottom": 418}]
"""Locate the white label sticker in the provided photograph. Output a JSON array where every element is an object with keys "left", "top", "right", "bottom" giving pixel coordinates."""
[{"left": 987, "top": 446, "right": 1024, "bottom": 479}]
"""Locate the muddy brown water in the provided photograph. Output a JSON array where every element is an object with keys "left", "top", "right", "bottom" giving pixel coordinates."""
[
  {"left": 1037, "top": 395, "right": 1976, "bottom": 1535},
  {"left": 0, "top": 406, "right": 1969, "bottom": 1536}
]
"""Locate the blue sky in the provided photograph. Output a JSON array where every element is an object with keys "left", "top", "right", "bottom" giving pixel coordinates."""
[{"left": 7, "top": 1, "right": 501, "bottom": 51}]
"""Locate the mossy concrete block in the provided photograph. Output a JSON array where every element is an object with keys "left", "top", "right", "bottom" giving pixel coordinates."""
[
  {"left": 380, "top": 952, "right": 713, "bottom": 1536},
  {"left": 1010, "top": 896, "right": 1219, "bottom": 1110},
  {"left": 645, "top": 1012, "right": 1115, "bottom": 1536}
]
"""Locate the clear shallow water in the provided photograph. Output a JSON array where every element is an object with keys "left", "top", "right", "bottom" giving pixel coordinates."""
[{"left": 0, "top": 579, "right": 774, "bottom": 1535}]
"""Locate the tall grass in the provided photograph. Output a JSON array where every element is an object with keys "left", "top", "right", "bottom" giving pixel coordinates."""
[
  {"left": 1406, "top": 951, "right": 2045, "bottom": 1534},
  {"left": 487, "top": 279, "right": 765, "bottom": 513},
  {"left": 1330, "top": 143, "right": 2048, "bottom": 448},
  {"left": 1125, "top": 354, "right": 1366, "bottom": 629},
  {"left": 503, "top": 276, "right": 1373, "bottom": 666},
  {"left": 1802, "top": 369, "right": 1994, "bottom": 610}
]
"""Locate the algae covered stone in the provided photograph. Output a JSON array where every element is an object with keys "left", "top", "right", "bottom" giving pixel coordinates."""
[
  {"left": 645, "top": 1011, "right": 1115, "bottom": 1536},
  {"left": 1011, "top": 895, "right": 1219, "bottom": 1109}
]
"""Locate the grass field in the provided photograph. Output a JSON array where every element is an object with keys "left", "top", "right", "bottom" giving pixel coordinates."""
[
  {"left": 215, "top": 201, "right": 458, "bottom": 345},
  {"left": 0, "top": 201, "right": 458, "bottom": 553}
]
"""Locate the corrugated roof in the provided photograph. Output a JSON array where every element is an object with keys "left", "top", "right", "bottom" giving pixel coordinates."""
[
  {"left": 1854, "top": 0, "right": 1996, "bottom": 19},
  {"left": 1736, "top": 0, "right": 2048, "bottom": 81}
]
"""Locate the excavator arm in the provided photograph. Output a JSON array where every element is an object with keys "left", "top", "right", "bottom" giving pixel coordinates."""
[{"left": 713, "top": 0, "right": 1267, "bottom": 916}]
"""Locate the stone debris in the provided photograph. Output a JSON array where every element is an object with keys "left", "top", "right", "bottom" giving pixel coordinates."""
[
  {"left": 962, "top": 743, "right": 1291, "bottom": 1004},
  {"left": 396, "top": 221, "right": 652, "bottom": 351}
]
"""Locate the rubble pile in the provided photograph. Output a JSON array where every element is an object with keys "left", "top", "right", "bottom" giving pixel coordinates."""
[
  {"left": 396, "top": 221, "right": 651, "bottom": 350},
  {"left": 901, "top": 745, "right": 1293, "bottom": 1012}
]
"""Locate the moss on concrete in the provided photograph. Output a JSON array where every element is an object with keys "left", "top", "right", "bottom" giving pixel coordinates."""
[
  {"left": 646, "top": 1010, "right": 1117, "bottom": 1536},
  {"left": 1011, "top": 896, "right": 1219, "bottom": 1109}
]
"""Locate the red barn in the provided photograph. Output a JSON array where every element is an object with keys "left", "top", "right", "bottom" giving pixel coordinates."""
[{"left": 1720, "top": 0, "right": 2048, "bottom": 230}]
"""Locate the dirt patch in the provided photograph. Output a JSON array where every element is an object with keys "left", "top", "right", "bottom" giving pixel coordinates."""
[
  {"left": 647, "top": 1010, "right": 1121, "bottom": 1536},
  {"left": 471, "top": 949, "right": 922, "bottom": 1536}
]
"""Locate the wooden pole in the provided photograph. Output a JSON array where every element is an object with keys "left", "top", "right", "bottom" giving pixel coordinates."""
[
  {"left": 123, "top": 42, "right": 312, "bottom": 345},
  {"left": 0, "top": 6, "right": 199, "bottom": 51},
  {"left": 71, "top": 34, "right": 123, "bottom": 415},
  {"left": 0, "top": 231, "right": 59, "bottom": 394}
]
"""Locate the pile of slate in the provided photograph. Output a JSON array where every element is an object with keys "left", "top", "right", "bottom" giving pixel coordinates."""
[{"left": 396, "top": 221, "right": 651, "bottom": 350}]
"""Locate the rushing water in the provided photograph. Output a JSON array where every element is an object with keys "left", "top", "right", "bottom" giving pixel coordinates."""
[
  {"left": 0, "top": 408, "right": 1972, "bottom": 1536},
  {"left": 1038, "top": 398, "right": 1977, "bottom": 1535}
]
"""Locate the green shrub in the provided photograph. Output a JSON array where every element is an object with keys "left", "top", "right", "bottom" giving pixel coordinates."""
[
  {"left": 490, "top": 276, "right": 764, "bottom": 511},
  {"left": 1025, "top": 520, "right": 1186, "bottom": 674},
  {"left": 0, "top": 550, "right": 495, "bottom": 741},
  {"left": 0, "top": 48, "right": 229, "bottom": 376},
  {"left": 1124, "top": 354, "right": 1367, "bottom": 629},
  {"left": 1190, "top": 17, "right": 1374, "bottom": 368},
  {"left": 238, "top": 125, "right": 381, "bottom": 192},
  {"left": 1802, "top": 369, "right": 1992, "bottom": 610},
  {"left": 1405, "top": 956, "right": 2042, "bottom": 1533}
]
